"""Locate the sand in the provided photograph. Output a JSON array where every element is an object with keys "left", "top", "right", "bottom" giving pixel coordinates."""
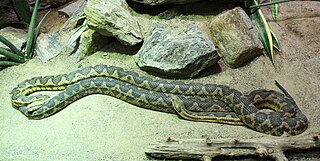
[{"left": 0, "top": 2, "right": 319, "bottom": 161}]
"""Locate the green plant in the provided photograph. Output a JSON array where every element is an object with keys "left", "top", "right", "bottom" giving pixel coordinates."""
[
  {"left": 10, "top": 0, "right": 32, "bottom": 25},
  {"left": 244, "top": 0, "right": 288, "bottom": 66},
  {"left": 0, "top": 0, "right": 31, "bottom": 28},
  {"left": 0, "top": 0, "right": 49, "bottom": 66},
  {"left": 67, "top": 12, "right": 88, "bottom": 47}
]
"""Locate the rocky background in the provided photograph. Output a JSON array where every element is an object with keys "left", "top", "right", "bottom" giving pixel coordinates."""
[{"left": 0, "top": 0, "right": 319, "bottom": 160}]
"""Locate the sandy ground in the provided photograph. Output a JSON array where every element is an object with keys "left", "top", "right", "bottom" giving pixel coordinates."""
[{"left": 0, "top": 1, "right": 319, "bottom": 161}]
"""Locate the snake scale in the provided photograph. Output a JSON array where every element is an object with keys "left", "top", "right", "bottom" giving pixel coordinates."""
[{"left": 10, "top": 65, "right": 308, "bottom": 136}]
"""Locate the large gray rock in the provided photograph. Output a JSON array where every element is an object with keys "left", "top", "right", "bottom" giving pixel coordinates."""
[
  {"left": 85, "top": 0, "right": 143, "bottom": 46},
  {"left": 135, "top": 24, "right": 219, "bottom": 78},
  {"left": 36, "top": 32, "right": 62, "bottom": 62},
  {"left": 210, "top": 7, "right": 263, "bottom": 68}
]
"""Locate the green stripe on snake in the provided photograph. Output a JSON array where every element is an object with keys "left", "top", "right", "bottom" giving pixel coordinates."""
[{"left": 10, "top": 65, "right": 308, "bottom": 136}]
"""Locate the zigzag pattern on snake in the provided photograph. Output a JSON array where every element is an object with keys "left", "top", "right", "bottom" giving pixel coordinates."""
[{"left": 10, "top": 65, "right": 308, "bottom": 136}]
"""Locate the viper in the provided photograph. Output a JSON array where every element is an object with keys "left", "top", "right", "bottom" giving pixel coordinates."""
[{"left": 10, "top": 65, "right": 308, "bottom": 136}]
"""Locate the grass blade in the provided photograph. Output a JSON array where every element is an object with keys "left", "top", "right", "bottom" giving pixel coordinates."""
[
  {"left": 36, "top": 11, "right": 50, "bottom": 34},
  {"left": 0, "top": 60, "right": 21, "bottom": 66},
  {"left": 250, "top": 0, "right": 275, "bottom": 66},
  {"left": 67, "top": 19, "right": 88, "bottom": 46},
  {"left": 0, "top": 48, "right": 25, "bottom": 63},
  {"left": 29, "top": 11, "right": 50, "bottom": 58},
  {"left": 25, "top": 0, "right": 40, "bottom": 59},
  {"left": 270, "top": 0, "right": 279, "bottom": 21},
  {"left": 0, "top": 35, "right": 24, "bottom": 56},
  {"left": 270, "top": 30, "right": 280, "bottom": 51}
]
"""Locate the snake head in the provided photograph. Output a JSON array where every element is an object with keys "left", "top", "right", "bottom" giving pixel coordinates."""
[{"left": 18, "top": 98, "right": 48, "bottom": 118}]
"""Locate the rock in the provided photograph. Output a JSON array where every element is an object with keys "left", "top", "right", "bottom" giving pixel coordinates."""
[
  {"left": 0, "top": 27, "right": 27, "bottom": 52},
  {"left": 60, "top": 0, "right": 86, "bottom": 31},
  {"left": 35, "top": 0, "right": 87, "bottom": 62},
  {"left": 135, "top": 23, "right": 219, "bottom": 78},
  {"left": 75, "top": 29, "right": 109, "bottom": 61},
  {"left": 36, "top": 32, "right": 63, "bottom": 62},
  {"left": 131, "top": 0, "right": 201, "bottom": 5},
  {"left": 58, "top": 0, "right": 86, "bottom": 17},
  {"left": 209, "top": 7, "right": 263, "bottom": 68},
  {"left": 85, "top": 0, "right": 143, "bottom": 46}
]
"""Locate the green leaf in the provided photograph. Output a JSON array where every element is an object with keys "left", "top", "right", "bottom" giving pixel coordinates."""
[
  {"left": 270, "top": 0, "right": 279, "bottom": 21},
  {"left": 28, "top": 11, "right": 50, "bottom": 58},
  {"left": 250, "top": 0, "right": 275, "bottom": 66},
  {"left": 25, "top": 0, "right": 40, "bottom": 59},
  {"left": 10, "top": 0, "right": 32, "bottom": 25},
  {"left": 77, "top": 12, "right": 87, "bottom": 21},
  {"left": 35, "top": 11, "right": 50, "bottom": 41},
  {"left": 270, "top": 30, "right": 280, "bottom": 51},
  {"left": 67, "top": 19, "right": 88, "bottom": 46},
  {"left": 0, "top": 35, "right": 24, "bottom": 56},
  {"left": 0, "top": 60, "right": 21, "bottom": 66},
  {"left": 0, "top": 47, "right": 25, "bottom": 63}
]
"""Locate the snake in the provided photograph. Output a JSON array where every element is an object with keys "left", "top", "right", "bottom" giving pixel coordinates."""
[{"left": 10, "top": 65, "right": 308, "bottom": 136}]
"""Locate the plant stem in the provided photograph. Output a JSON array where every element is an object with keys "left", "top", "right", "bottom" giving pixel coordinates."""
[
  {"left": 0, "top": 35, "right": 24, "bottom": 56},
  {"left": 0, "top": 48, "right": 25, "bottom": 63},
  {"left": 25, "top": 0, "right": 40, "bottom": 59},
  {"left": 0, "top": 60, "right": 21, "bottom": 66}
]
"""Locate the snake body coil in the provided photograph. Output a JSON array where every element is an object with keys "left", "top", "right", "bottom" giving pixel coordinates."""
[{"left": 11, "top": 65, "right": 308, "bottom": 136}]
